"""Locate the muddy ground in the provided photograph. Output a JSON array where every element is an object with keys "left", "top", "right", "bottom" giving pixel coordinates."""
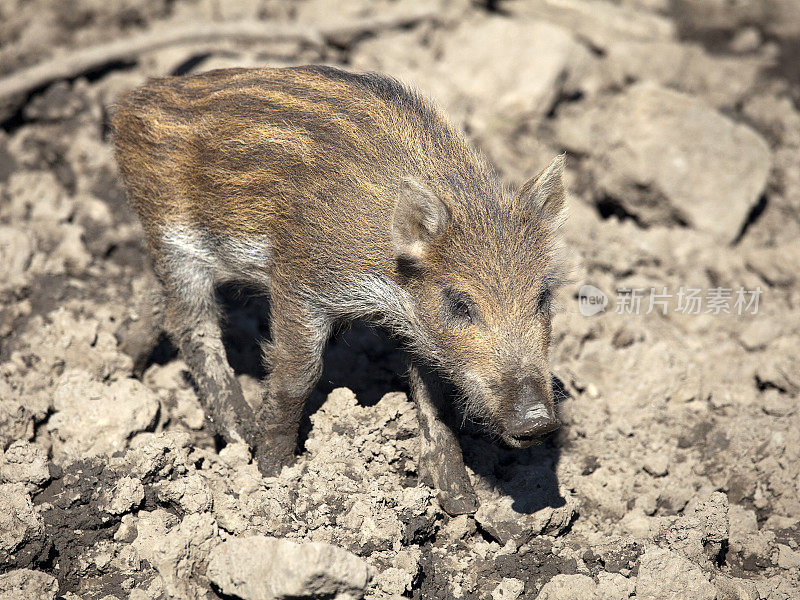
[{"left": 1, "top": 0, "right": 799, "bottom": 599}]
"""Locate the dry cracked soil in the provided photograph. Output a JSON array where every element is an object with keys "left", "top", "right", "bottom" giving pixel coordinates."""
[{"left": 0, "top": 0, "right": 799, "bottom": 599}]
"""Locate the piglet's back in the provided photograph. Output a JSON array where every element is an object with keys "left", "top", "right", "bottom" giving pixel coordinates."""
[{"left": 111, "top": 66, "right": 493, "bottom": 250}]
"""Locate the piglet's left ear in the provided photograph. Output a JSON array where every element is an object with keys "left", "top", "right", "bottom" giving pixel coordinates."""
[
  {"left": 391, "top": 177, "right": 450, "bottom": 264},
  {"left": 515, "top": 154, "right": 567, "bottom": 222}
]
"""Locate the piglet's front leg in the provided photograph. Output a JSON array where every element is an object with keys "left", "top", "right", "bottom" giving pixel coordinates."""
[{"left": 409, "top": 363, "right": 479, "bottom": 516}]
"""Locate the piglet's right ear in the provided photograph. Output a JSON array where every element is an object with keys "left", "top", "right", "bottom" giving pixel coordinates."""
[
  {"left": 515, "top": 154, "right": 567, "bottom": 223},
  {"left": 391, "top": 177, "right": 450, "bottom": 264}
]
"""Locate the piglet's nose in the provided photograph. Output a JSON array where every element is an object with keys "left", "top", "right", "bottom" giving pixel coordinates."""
[{"left": 506, "top": 404, "right": 561, "bottom": 442}]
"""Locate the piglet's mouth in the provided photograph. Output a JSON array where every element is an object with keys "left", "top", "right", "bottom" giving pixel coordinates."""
[
  {"left": 501, "top": 432, "right": 547, "bottom": 449},
  {"left": 500, "top": 413, "right": 561, "bottom": 448}
]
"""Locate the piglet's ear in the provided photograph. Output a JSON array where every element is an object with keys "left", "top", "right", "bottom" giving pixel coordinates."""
[
  {"left": 391, "top": 177, "right": 450, "bottom": 264},
  {"left": 515, "top": 154, "right": 567, "bottom": 222}
]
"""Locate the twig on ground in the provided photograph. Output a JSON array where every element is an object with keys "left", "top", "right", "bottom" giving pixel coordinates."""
[{"left": 0, "top": 10, "right": 443, "bottom": 121}]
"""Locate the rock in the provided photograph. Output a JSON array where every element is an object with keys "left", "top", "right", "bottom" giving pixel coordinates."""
[
  {"left": 48, "top": 369, "right": 159, "bottom": 461},
  {"left": 555, "top": 82, "right": 771, "bottom": 242},
  {"left": 207, "top": 536, "right": 371, "bottom": 600},
  {"left": 729, "top": 27, "right": 763, "bottom": 53},
  {"left": 1, "top": 170, "right": 73, "bottom": 224},
  {"left": 604, "top": 40, "right": 764, "bottom": 108},
  {"left": 746, "top": 248, "right": 798, "bottom": 288},
  {"left": 672, "top": 0, "right": 800, "bottom": 39},
  {"left": 0, "top": 569, "right": 58, "bottom": 600},
  {"left": 491, "top": 577, "right": 525, "bottom": 600},
  {"left": 762, "top": 390, "right": 796, "bottom": 417},
  {"left": 100, "top": 476, "right": 144, "bottom": 515},
  {"left": 511, "top": 0, "right": 675, "bottom": 50},
  {"left": 536, "top": 574, "right": 596, "bottom": 600},
  {"left": 439, "top": 514, "right": 477, "bottom": 542},
  {"left": 0, "top": 367, "right": 55, "bottom": 447},
  {"left": 373, "top": 550, "right": 421, "bottom": 598},
  {"left": 132, "top": 510, "right": 218, "bottom": 600},
  {"left": 49, "top": 223, "right": 92, "bottom": 275},
  {"left": 737, "top": 317, "right": 784, "bottom": 351},
  {"left": 742, "top": 94, "right": 800, "bottom": 147},
  {"left": 636, "top": 547, "right": 717, "bottom": 600},
  {"left": 727, "top": 504, "right": 775, "bottom": 571},
  {"left": 354, "top": 16, "right": 579, "bottom": 129},
  {"left": 642, "top": 452, "right": 670, "bottom": 477},
  {"left": 755, "top": 575, "right": 798, "bottom": 600},
  {"left": 153, "top": 473, "right": 213, "bottom": 514},
  {"left": 436, "top": 18, "right": 579, "bottom": 123},
  {"left": 0, "top": 484, "right": 48, "bottom": 569},
  {"left": 656, "top": 492, "right": 729, "bottom": 565},
  {"left": 15, "top": 308, "right": 133, "bottom": 383},
  {"left": 713, "top": 575, "right": 759, "bottom": 600},
  {"left": 595, "top": 572, "right": 636, "bottom": 600},
  {"left": 474, "top": 466, "right": 577, "bottom": 545},
  {"left": 0, "top": 441, "right": 50, "bottom": 492},
  {"left": 118, "top": 431, "right": 192, "bottom": 480},
  {"left": 0, "top": 226, "right": 35, "bottom": 293},
  {"left": 776, "top": 544, "right": 800, "bottom": 569},
  {"left": 596, "top": 537, "right": 642, "bottom": 574},
  {"left": 754, "top": 338, "right": 800, "bottom": 395}
]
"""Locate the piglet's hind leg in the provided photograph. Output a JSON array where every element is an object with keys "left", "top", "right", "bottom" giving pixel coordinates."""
[{"left": 158, "top": 233, "right": 260, "bottom": 452}]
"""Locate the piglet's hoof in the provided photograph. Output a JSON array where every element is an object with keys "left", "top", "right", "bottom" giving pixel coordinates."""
[
  {"left": 253, "top": 445, "right": 296, "bottom": 478},
  {"left": 437, "top": 490, "right": 479, "bottom": 516}
]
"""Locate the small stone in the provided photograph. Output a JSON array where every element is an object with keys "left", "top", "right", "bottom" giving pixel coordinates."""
[
  {"left": 0, "top": 484, "right": 47, "bottom": 569},
  {"left": 730, "top": 27, "right": 762, "bottom": 53},
  {"left": 439, "top": 514, "right": 477, "bottom": 542},
  {"left": 48, "top": 370, "right": 160, "bottom": 461},
  {"left": 536, "top": 574, "right": 596, "bottom": 600},
  {"left": 776, "top": 544, "right": 800, "bottom": 569},
  {"left": 636, "top": 547, "right": 717, "bottom": 600},
  {"left": 374, "top": 567, "right": 415, "bottom": 596},
  {"left": 0, "top": 226, "right": 35, "bottom": 293},
  {"left": 738, "top": 317, "right": 783, "bottom": 351},
  {"left": 218, "top": 442, "right": 252, "bottom": 469},
  {"left": 595, "top": 572, "right": 635, "bottom": 600},
  {"left": 713, "top": 575, "right": 759, "bottom": 600},
  {"left": 0, "top": 441, "right": 50, "bottom": 492},
  {"left": 154, "top": 474, "right": 213, "bottom": 514},
  {"left": 762, "top": 390, "right": 796, "bottom": 417},
  {"left": 643, "top": 453, "right": 670, "bottom": 477},
  {"left": 132, "top": 510, "right": 217, "bottom": 599},
  {"left": 616, "top": 418, "right": 634, "bottom": 437},
  {"left": 113, "top": 514, "right": 138, "bottom": 543},
  {"left": 122, "top": 431, "right": 191, "bottom": 480},
  {"left": 656, "top": 492, "right": 729, "bottom": 565},
  {"left": 492, "top": 577, "right": 525, "bottom": 600},
  {"left": 474, "top": 466, "right": 577, "bottom": 545},
  {"left": 0, "top": 569, "right": 58, "bottom": 600},
  {"left": 207, "top": 536, "right": 371, "bottom": 600},
  {"left": 101, "top": 477, "right": 144, "bottom": 516}
]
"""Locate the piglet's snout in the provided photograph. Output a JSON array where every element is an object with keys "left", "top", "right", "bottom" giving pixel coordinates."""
[{"left": 505, "top": 379, "right": 560, "bottom": 443}]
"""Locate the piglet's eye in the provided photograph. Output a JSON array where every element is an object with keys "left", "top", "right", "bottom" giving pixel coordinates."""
[
  {"left": 452, "top": 298, "right": 473, "bottom": 322},
  {"left": 443, "top": 289, "right": 476, "bottom": 325}
]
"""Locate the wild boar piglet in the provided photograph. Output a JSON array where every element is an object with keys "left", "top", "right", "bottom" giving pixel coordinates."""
[{"left": 113, "top": 65, "right": 568, "bottom": 515}]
